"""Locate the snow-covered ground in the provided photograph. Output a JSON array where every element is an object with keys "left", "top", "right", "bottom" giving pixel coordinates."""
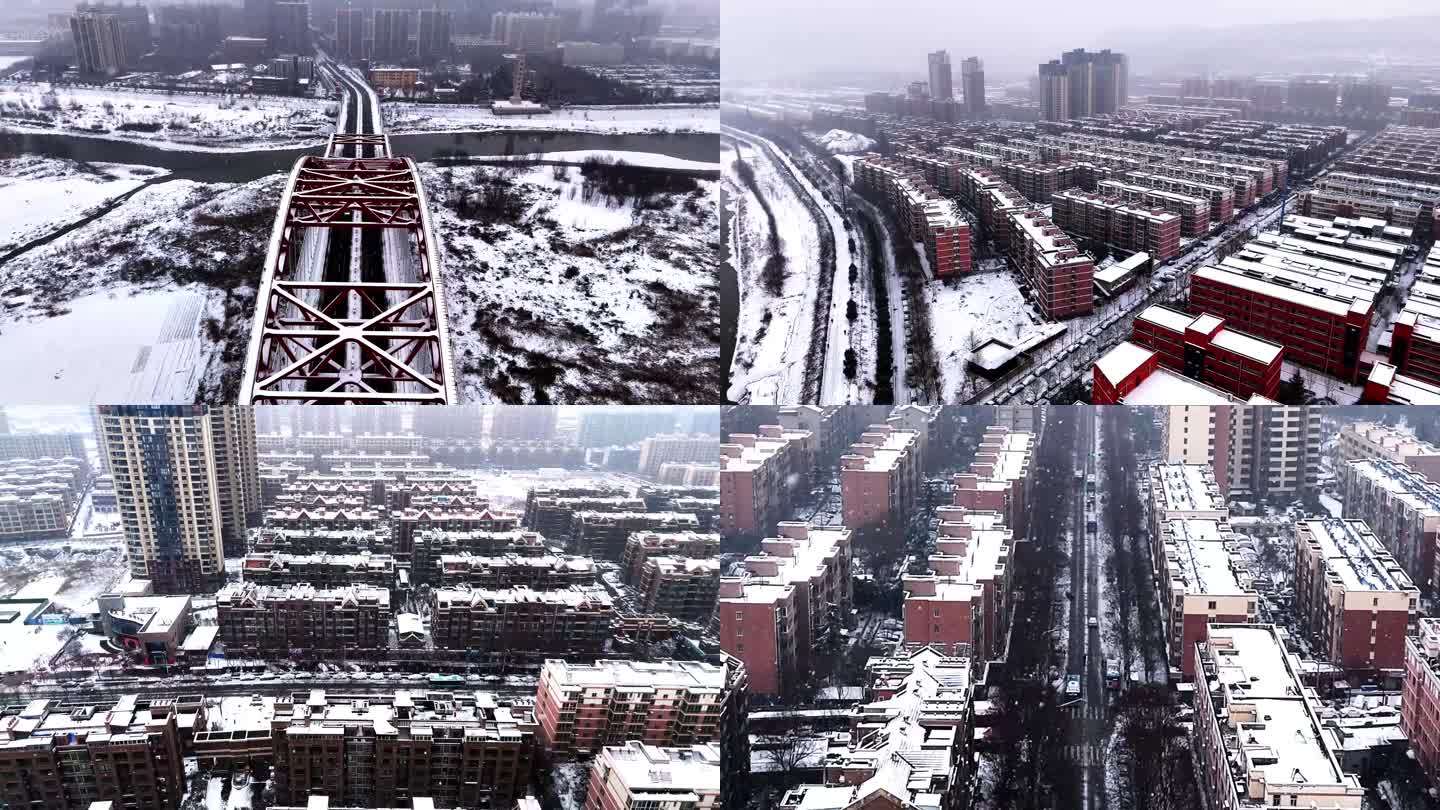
[
  {"left": 384, "top": 102, "right": 717, "bottom": 135},
  {"left": 815, "top": 128, "right": 875, "bottom": 154},
  {"left": 0, "top": 82, "right": 334, "bottom": 150},
  {"left": 480, "top": 148, "right": 716, "bottom": 173},
  {"left": 927, "top": 272, "right": 1041, "bottom": 401},
  {"left": 723, "top": 136, "right": 821, "bottom": 403},
  {"left": 0, "top": 156, "right": 168, "bottom": 253},
  {"left": 422, "top": 161, "right": 717, "bottom": 403},
  {"left": 0, "top": 172, "right": 285, "bottom": 403}
]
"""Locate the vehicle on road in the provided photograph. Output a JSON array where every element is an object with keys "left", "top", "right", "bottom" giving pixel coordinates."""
[
  {"left": 1088, "top": 616, "right": 1098, "bottom": 629},
  {"left": 1105, "top": 659, "right": 1121, "bottom": 689},
  {"left": 1064, "top": 675, "right": 1081, "bottom": 697}
]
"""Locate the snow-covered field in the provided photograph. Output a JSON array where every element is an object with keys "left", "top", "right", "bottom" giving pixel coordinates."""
[
  {"left": 723, "top": 136, "right": 821, "bottom": 403},
  {"left": 480, "top": 148, "right": 716, "bottom": 173},
  {"left": 927, "top": 272, "right": 1041, "bottom": 401},
  {"left": 0, "top": 156, "right": 169, "bottom": 253},
  {"left": 0, "top": 82, "right": 334, "bottom": 150},
  {"left": 0, "top": 172, "right": 285, "bottom": 403},
  {"left": 423, "top": 161, "right": 717, "bottom": 403},
  {"left": 384, "top": 102, "right": 717, "bottom": 135}
]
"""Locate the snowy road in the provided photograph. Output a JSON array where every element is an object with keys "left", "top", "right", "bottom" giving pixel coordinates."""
[{"left": 853, "top": 193, "right": 910, "bottom": 403}]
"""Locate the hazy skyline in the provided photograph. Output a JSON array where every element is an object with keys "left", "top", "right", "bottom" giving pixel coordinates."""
[{"left": 722, "top": 0, "right": 1440, "bottom": 81}]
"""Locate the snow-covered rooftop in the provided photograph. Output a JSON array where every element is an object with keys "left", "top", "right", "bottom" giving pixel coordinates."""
[
  {"left": 1124, "top": 367, "right": 1237, "bottom": 405},
  {"left": 1095, "top": 340, "right": 1153, "bottom": 384},
  {"left": 1297, "top": 518, "right": 1414, "bottom": 593}
]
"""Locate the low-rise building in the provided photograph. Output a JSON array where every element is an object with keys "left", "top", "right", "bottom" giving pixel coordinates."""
[
  {"left": 95, "top": 593, "right": 192, "bottom": 665},
  {"left": 435, "top": 553, "right": 596, "bottom": 589},
  {"left": 240, "top": 552, "right": 398, "bottom": 591},
  {"left": 430, "top": 585, "right": 614, "bottom": 654}
]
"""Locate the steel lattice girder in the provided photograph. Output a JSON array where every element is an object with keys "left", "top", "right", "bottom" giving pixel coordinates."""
[{"left": 239, "top": 154, "right": 456, "bottom": 404}]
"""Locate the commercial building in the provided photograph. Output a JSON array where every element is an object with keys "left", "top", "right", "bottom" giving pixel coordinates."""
[
  {"left": 719, "top": 523, "right": 853, "bottom": 696},
  {"left": 1294, "top": 518, "right": 1417, "bottom": 673},
  {"left": 1337, "top": 458, "right": 1440, "bottom": 593},
  {"left": 216, "top": 582, "right": 391, "bottom": 655},
  {"left": 584, "top": 742, "right": 720, "bottom": 810},
  {"left": 720, "top": 425, "right": 814, "bottom": 537},
  {"left": 95, "top": 592, "right": 192, "bottom": 665},
  {"left": 1148, "top": 463, "right": 1257, "bottom": 677},
  {"left": 902, "top": 507, "right": 1012, "bottom": 659},
  {"left": 952, "top": 427, "right": 1034, "bottom": 538},
  {"left": 1337, "top": 422, "right": 1440, "bottom": 482},
  {"left": 779, "top": 647, "right": 973, "bottom": 810},
  {"left": 840, "top": 424, "right": 921, "bottom": 532},
  {"left": 430, "top": 585, "right": 614, "bottom": 654},
  {"left": 98, "top": 406, "right": 250, "bottom": 595},
  {"left": 1009, "top": 207, "right": 1095, "bottom": 319},
  {"left": 269, "top": 689, "right": 534, "bottom": 809},
  {"left": 1096, "top": 305, "right": 1284, "bottom": 403},
  {"left": 0, "top": 694, "right": 193, "bottom": 809},
  {"left": 535, "top": 658, "right": 728, "bottom": 755},
  {"left": 1192, "top": 624, "right": 1364, "bottom": 810}
]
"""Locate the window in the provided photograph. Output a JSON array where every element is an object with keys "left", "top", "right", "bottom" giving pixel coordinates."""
[{"left": 1208, "top": 601, "right": 1217, "bottom": 610}]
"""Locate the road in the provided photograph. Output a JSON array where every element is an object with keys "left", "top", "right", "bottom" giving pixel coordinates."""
[{"left": 1065, "top": 406, "right": 1108, "bottom": 810}]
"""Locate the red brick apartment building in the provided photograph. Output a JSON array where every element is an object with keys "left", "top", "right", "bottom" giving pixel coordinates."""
[
  {"left": 1404, "top": 618, "right": 1440, "bottom": 789},
  {"left": 840, "top": 424, "right": 921, "bottom": 532},
  {"left": 621, "top": 531, "right": 721, "bottom": 583},
  {"left": 534, "top": 659, "right": 727, "bottom": 755},
  {"left": 718, "top": 523, "right": 853, "bottom": 696},
  {"left": 1125, "top": 170, "right": 1234, "bottom": 224},
  {"left": 1337, "top": 459, "right": 1440, "bottom": 593},
  {"left": 1188, "top": 264, "right": 1371, "bottom": 383},
  {"left": 1008, "top": 207, "right": 1095, "bottom": 319},
  {"left": 215, "top": 582, "right": 391, "bottom": 656},
  {"left": 1294, "top": 518, "right": 1418, "bottom": 674},
  {"left": 1097, "top": 179, "right": 1212, "bottom": 237},
  {"left": 719, "top": 425, "right": 815, "bottom": 538},
  {"left": 952, "top": 427, "right": 1034, "bottom": 539},
  {"left": 1122, "top": 304, "right": 1284, "bottom": 400},
  {"left": 584, "top": 742, "right": 719, "bottom": 810},
  {"left": 853, "top": 156, "right": 973, "bottom": 276},
  {"left": 1390, "top": 307, "right": 1440, "bottom": 387},
  {"left": 1361, "top": 361, "right": 1440, "bottom": 404},
  {"left": 902, "top": 507, "right": 1013, "bottom": 659},
  {"left": 1148, "top": 464, "right": 1257, "bottom": 677},
  {"left": 430, "top": 585, "right": 615, "bottom": 654},
  {"left": 1049, "top": 187, "right": 1182, "bottom": 263}
]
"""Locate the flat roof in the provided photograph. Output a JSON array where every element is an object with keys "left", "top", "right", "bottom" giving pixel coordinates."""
[
  {"left": 1153, "top": 463, "right": 1226, "bottom": 514},
  {"left": 1193, "top": 264, "right": 1358, "bottom": 318},
  {"left": 1298, "top": 518, "right": 1413, "bottom": 593},
  {"left": 1210, "top": 328, "right": 1283, "bottom": 365},
  {"left": 1095, "top": 341, "right": 1153, "bottom": 384},
  {"left": 1165, "top": 518, "right": 1248, "bottom": 595},
  {"left": 1124, "top": 367, "right": 1236, "bottom": 405}
]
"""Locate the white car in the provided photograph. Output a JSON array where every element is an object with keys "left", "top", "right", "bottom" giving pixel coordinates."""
[{"left": 1088, "top": 616, "right": 1099, "bottom": 629}]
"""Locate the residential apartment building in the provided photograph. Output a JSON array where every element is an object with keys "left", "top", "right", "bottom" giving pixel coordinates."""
[
  {"left": 1161, "top": 405, "right": 1321, "bottom": 499},
  {"left": 1337, "top": 421, "right": 1440, "bottom": 482},
  {"left": 1403, "top": 618, "right": 1440, "bottom": 791},
  {"left": 1148, "top": 463, "right": 1257, "bottom": 677},
  {"left": 840, "top": 424, "right": 921, "bottom": 533},
  {"left": 952, "top": 427, "right": 1035, "bottom": 539},
  {"left": 1338, "top": 458, "right": 1440, "bottom": 593},
  {"left": 269, "top": 690, "right": 534, "bottom": 809},
  {"left": 0, "top": 431, "right": 88, "bottom": 463},
  {"left": 621, "top": 531, "right": 721, "bottom": 583},
  {"left": 435, "top": 553, "right": 596, "bottom": 590},
  {"left": 902, "top": 507, "right": 1013, "bottom": 660},
  {"left": 1102, "top": 305, "right": 1284, "bottom": 402},
  {"left": 0, "top": 694, "right": 193, "bottom": 809},
  {"left": 240, "top": 552, "right": 398, "bottom": 591},
  {"left": 637, "top": 556, "right": 720, "bottom": 624},
  {"left": 720, "top": 425, "right": 815, "bottom": 537},
  {"left": 719, "top": 523, "right": 853, "bottom": 696},
  {"left": 638, "top": 434, "right": 717, "bottom": 477},
  {"left": 584, "top": 742, "right": 720, "bottom": 810},
  {"left": 98, "top": 405, "right": 245, "bottom": 594},
  {"left": 962, "top": 56, "right": 985, "bottom": 115},
  {"left": 490, "top": 11, "right": 559, "bottom": 51},
  {"left": 1049, "top": 188, "right": 1182, "bottom": 263},
  {"left": 216, "top": 582, "right": 391, "bottom": 656},
  {"left": 780, "top": 648, "right": 973, "bottom": 810},
  {"left": 1193, "top": 625, "right": 1364, "bottom": 810},
  {"left": 534, "top": 658, "right": 728, "bottom": 755},
  {"left": 853, "top": 157, "right": 973, "bottom": 277},
  {"left": 1294, "top": 518, "right": 1418, "bottom": 673},
  {"left": 525, "top": 489, "right": 643, "bottom": 539},
  {"left": 572, "top": 511, "right": 701, "bottom": 562},
  {"left": 71, "top": 11, "right": 128, "bottom": 75},
  {"left": 430, "top": 585, "right": 614, "bottom": 654},
  {"left": 1008, "top": 207, "right": 1095, "bottom": 319}
]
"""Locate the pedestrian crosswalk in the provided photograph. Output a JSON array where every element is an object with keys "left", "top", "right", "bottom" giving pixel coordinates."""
[
  {"left": 1063, "top": 744, "right": 1107, "bottom": 766},
  {"left": 1067, "top": 703, "right": 1108, "bottom": 721}
]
